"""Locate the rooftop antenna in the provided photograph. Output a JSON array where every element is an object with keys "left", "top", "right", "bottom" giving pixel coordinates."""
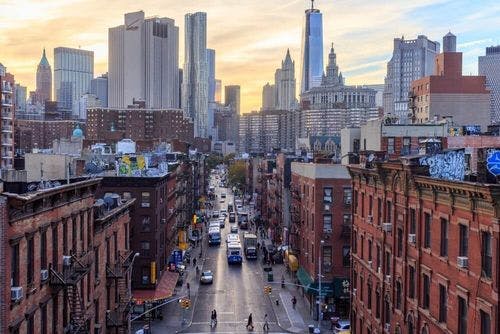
[{"left": 311, "top": 0, "right": 314, "bottom": 10}]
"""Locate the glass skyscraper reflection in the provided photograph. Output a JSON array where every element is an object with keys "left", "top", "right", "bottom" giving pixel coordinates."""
[
  {"left": 300, "top": 2, "right": 323, "bottom": 93},
  {"left": 54, "top": 47, "right": 94, "bottom": 116}
]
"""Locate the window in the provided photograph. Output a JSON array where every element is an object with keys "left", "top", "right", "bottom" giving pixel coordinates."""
[
  {"left": 72, "top": 218, "right": 77, "bottom": 253},
  {"left": 386, "top": 201, "right": 392, "bottom": 223},
  {"left": 27, "top": 313, "right": 34, "bottom": 334},
  {"left": 94, "top": 247, "right": 99, "bottom": 279},
  {"left": 397, "top": 228, "right": 403, "bottom": 257},
  {"left": 368, "top": 239, "right": 372, "bottom": 262},
  {"left": 141, "top": 267, "right": 150, "bottom": 285},
  {"left": 409, "top": 208, "right": 416, "bottom": 234},
  {"left": 360, "top": 276, "right": 364, "bottom": 303},
  {"left": 402, "top": 137, "right": 411, "bottom": 155},
  {"left": 113, "top": 232, "right": 118, "bottom": 261},
  {"left": 385, "top": 251, "right": 391, "bottom": 273},
  {"left": 87, "top": 212, "right": 92, "bottom": 249},
  {"left": 41, "top": 304, "right": 47, "bottom": 334},
  {"left": 375, "top": 288, "right": 381, "bottom": 318},
  {"left": 440, "top": 218, "right": 448, "bottom": 257},
  {"left": 343, "top": 214, "right": 351, "bottom": 226},
  {"left": 481, "top": 232, "right": 492, "bottom": 278},
  {"left": 360, "top": 235, "right": 364, "bottom": 259},
  {"left": 352, "top": 230, "right": 357, "bottom": 254},
  {"left": 396, "top": 280, "right": 402, "bottom": 309},
  {"left": 52, "top": 225, "right": 58, "bottom": 268},
  {"left": 27, "top": 237, "right": 34, "bottom": 285},
  {"left": 323, "top": 247, "right": 332, "bottom": 272},
  {"left": 458, "top": 296, "right": 467, "bottom": 334},
  {"left": 376, "top": 245, "right": 381, "bottom": 269},
  {"left": 480, "top": 310, "right": 490, "bottom": 334},
  {"left": 409, "top": 266, "right": 415, "bottom": 299},
  {"left": 95, "top": 299, "right": 99, "bottom": 325},
  {"left": 439, "top": 284, "right": 447, "bottom": 322},
  {"left": 342, "top": 246, "right": 350, "bottom": 267},
  {"left": 361, "top": 193, "right": 365, "bottom": 218},
  {"left": 323, "top": 214, "right": 332, "bottom": 232},
  {"left": 387, "top": 137, "right": 395, "bottom": 154},
  {"left": 384, "top": 295, "right": 391, "bottom": 324},
  {"left": 41, "top": 230, "right": 47, "bottom": 270},
  {"left": 353, "top": 270, "right": 357, "bottom": 290},
  {"left": 353, "top": 190, "right": 358, "bottom": 213},
  {"left": 63, "top": 221, "right": 68, "bottom": 254},
  {"left": 422, "top": 274, "right": 430, "bottom": 309},
  {"left": 367, "top": 282, "right": 372, "bottom": 310},
  {"left": 323, "top": 187, "right": 333, "bottom": 203},
  {"left": 141, "top": 241, "right": 151, "bottom": 257},
  {"left": 377, "top": 197, "right": 382, "bottom": 225},
  {"left": 343, "top": 188, "right": 352, "bottom": 205},
  {"left": 424, "top": 212, "right": 431, "bottom": 248},
  {"left": 459, "top": 224, "right": 468, "bottom": 257},
  {"left": 141, "top": 192, "right": 151, "bottom": 207},
  {"left": 11, "top": 243, "right": 19, "bottom": 287},
  {"left": 369, "top": 195, "right": 373, "bottom": 216}
]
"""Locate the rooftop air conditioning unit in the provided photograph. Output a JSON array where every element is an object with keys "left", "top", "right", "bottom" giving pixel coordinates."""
[
  {"left": 457, "top": 256, "right": 469, "bottom": 268},
  {"left": 11, "top": 286, "right": 23, "bottom": 302},
  {"left": 41, "top": 269, "right": 49, "bottom": 281},
  {"left": 408, "top": 234, "right": 416, "bottom": 244},
  {"left": 382, "top": 223, "right": 392, "bottom": 233}
]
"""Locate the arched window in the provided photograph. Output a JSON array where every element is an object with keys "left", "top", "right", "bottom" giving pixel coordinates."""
[
  {"left": 395, "top": 325, "right": 402, "bottom": 334},
  {"left": 407, "top": 314, "right": 414, "bottom": 334},
  {"left": 421, "top": 324, "right": 429, "bottom": 334}
]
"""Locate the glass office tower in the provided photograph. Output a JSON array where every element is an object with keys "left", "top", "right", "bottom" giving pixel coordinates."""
[{"left": 300, "top": 3, "right": 323, "bottom": 93}]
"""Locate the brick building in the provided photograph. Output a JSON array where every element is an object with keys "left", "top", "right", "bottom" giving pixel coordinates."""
[
  {"left": 86, "top": 107, "right": 194, "bottom": 150},
  {"left": 2, "top": 179, "right": 135, "bottom": 334},
  {"left": 348, "top": 153, "right": 499, "bottom": 334},
  {"left": 290, "top": 162, "right": 352, "bottom": 317},
  {"left": 1, "top": 64, "right": 15, "bottom": 168},
  {"left": 410, "top": 49, "right": 491, "bottom": 130},
  {"left": 15, "top": 119, "right": 85, "bottom": 153}
]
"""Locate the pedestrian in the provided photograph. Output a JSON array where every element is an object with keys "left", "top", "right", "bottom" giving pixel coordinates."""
[
  {"left": 263, "top": 313, "right": 269, "bottom": 331},
  {"left": 292, "top": 296, "right": 297, "bottom": 309},
  {"left": 246, "top": 313, "right": 253, "bottom": 330},
  {"left": 193, "top": 258, "right": 197, "bottom": 267},
  {"left": 281, "top": 275, "right": 285, "bottom": 288}
]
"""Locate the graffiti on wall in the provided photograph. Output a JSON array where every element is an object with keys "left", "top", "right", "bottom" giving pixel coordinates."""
[
  {"left": 419, "top": 149, "right": 465, "bottom": 181},
  {"left": 487, "top": 149, "right": 500, "bottom": 177}
]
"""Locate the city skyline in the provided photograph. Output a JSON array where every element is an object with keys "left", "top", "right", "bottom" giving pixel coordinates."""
[{"left": 1, "top": 0, "right": 500, "bottom": 113}]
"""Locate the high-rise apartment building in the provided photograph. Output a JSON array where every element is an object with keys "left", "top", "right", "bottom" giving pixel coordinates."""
[
  {"left": 224, "top": 85, "right": 240, "bottom": 115},
  {"left": 275, "top": 49, "right": 296, "bottom": 110},
  {"left": 36, "top": 48, "right": 52, "bottom": 103},
  {"left": 183, "top": 12, "right": 209, "bottom": 138},
  {"left": 479, "top": 45, "right": 500, "bottom": 124},
  {"left": 90, "top": 73, "right": 108, "bottom": 107},
  {"left": 262, "top": 82, "right": 275, "bottom": 111},
  {"left": 383, "top": 35, "right": 440, "bottom": 123},
  {"left": 215, "top": 79, "right": 222, "bottom": 103},
  {"left": 207, "top": 49, "right": 216, "bottom": 137},
  {"left": 109, "top": 11, "right": 179, "bottom": 109},
  {"left": 54, "top": 47, "right": 94, "bottom": 116},
  {"left": 0, "top": 64, "right": 15, "bottom": 168},
  {"left": 300, "top": 0, "right": 323, "bottom": 93},
  {"left": 15, "top": 84, "right": 27, "bottom": 113}
]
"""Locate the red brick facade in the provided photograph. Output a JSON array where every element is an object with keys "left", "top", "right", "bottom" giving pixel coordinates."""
[{"left": 348, "top": 160, "right": 499, "bottom": 334}]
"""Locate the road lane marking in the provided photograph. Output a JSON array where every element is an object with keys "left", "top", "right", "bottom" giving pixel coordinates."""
[{"left": 191, "top": 321, "right": 278, "bottom": 325}]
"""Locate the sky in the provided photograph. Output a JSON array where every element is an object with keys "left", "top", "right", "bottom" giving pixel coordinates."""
[{"left": 1, "top": 0, "right": 499, "bottom": 113}]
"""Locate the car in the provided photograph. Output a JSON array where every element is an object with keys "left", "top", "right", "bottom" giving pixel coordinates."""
[
  {"left": 226, "top": 234, "right": 240, "bottom": 243},
  {"left": 219, "top": 219, "right": 225, "bottom": 228},
  {"left": 209, "top": 221, "right": 220, "bottom": 229},
  {"left": 200, "top": 271, "right": 213, "bottom": 284},
  {"left": 221, "top": 193, "right": 227, "bottom": 198},
  {"left": 220, "top": 199, "right": 225, "bottom": 204},
  {"left": 333, "top": 320, "right": 350, "bottom": 333},
  {"left": 212, "top": 211, "right": 220, "bottom": 218},
  {"left": 230, "top": 226, "right": 238, "bottom": 233}
]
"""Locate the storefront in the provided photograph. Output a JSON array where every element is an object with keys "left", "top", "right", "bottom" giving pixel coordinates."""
[{"left": 332, "top": 277, "right": 350, "bottom": 318}]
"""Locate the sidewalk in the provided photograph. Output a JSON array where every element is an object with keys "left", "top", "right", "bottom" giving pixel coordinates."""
[{"left": 257, "top": 232, "right": 331, "bottom": 334}]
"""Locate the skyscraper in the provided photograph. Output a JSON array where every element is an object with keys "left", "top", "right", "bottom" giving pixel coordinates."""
[
  {"left": 183, "top": 12, "right": 208, "bottom": 138},
  {"left": 36, "top": 48, "right": 52, "bottom": 103},
  {"left": 300, "top": 0, "right": 323, "bottom": 93},
  {"left": 90, "top": 73, "right": 108, "bottom": 107},
  {"left": 215, "top": 79, "right": 222, "bottom": 103},
  {"left": 262, "top": 82, "right": 275, "bottom": 111},
  {"left": 479, "top": 45, "right": 500, "bottom": 124},
  {"left": 275, "top": 49, "right": 296, "bottom": 110},
  {"left": 383, "top": 35, "right": 440, "bottom": 123},
  {"left": 54, "top": 47, "right": 94, "bottom": 116},
  {"left": 15, "top": 84, "right": 27, "bottom": 113},
  {"left": 207, "top": 49, "right": 216, "bottom": 137},
  {"left": 108, "top": 11, "right": 179, "bottom": 109},
  {"left": 225, "top": 85, "right": 241, "bottom": 115}
]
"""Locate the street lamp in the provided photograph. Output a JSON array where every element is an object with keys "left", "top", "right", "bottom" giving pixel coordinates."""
[{"left": 129, "top": 252, "right": 140, "bottom": 330}]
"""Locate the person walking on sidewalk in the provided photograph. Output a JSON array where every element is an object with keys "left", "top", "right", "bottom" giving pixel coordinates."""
[
  {"left": 193, "top": 258, "right": 197, "bottom": 267},
  {"left": 246, "top": 313, "right": 254, "bottom": 330},
  {"left": 263, "top": 313, "right": 269, "bottom": 331},
  {"left": 292, "top": 296, "right": 297, "bottom": 309}
]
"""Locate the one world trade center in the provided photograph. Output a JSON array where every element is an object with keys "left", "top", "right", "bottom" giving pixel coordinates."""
[{"left": 300, "top": 0, "right": 323, "bottom": 93}]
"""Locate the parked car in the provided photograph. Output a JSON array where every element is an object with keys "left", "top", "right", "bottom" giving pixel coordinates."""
[
  {"left": 333, "top": 320, "right": 350, "bottom": 333},
  {"left": 219, "top": 219, "right": 225, "bottom": 228},
  {"left": 200, "top": 271, "right": 214, "bottom": 284},
  {"left": 230, "top": 226, "right": 238, "bottom": 233}
]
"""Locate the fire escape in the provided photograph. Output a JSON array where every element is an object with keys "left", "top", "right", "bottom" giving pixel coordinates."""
[
  {"left": 49, "top": 252, "right": 92, "bottom": 333},
  {"left": 289, "top": 186, "right": 302, "bottom": 252},
  {"left": 106, "top": 250, "right": 135, "bottom": 333}
]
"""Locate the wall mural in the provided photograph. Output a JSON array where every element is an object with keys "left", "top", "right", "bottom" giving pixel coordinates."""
[
  {"left": 487, "top": 149, "right": 500, "bottom": 177},
  {"left": 419, "top": 149, "right": 465, "bottom": 181}
]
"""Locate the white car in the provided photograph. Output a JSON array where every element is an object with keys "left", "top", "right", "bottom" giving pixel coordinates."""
[
  {"left": 226, "top": 234, "right": 240, "bottom": 243},
  {"left": 230, "top": 226, "right": 238, "bottom": 234},
  {"left": 200, "top": 271, "right": 213, "bottom": 284},
  {"left": 212, "top": 211, "right": 220, "bottom": 218}
]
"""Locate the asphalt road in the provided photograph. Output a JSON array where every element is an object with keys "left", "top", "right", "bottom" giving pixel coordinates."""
[{"left": 181, "top": 175, "right": 284, "bottom": 334}]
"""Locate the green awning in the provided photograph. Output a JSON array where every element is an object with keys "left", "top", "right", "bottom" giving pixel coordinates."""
[
  {"left": 308, "top": 282, "right": 334, "bottom": 297},
  {"left": 333, "top": 277, "right": 350, "bottom": 299},
  {"left": 296, "top": 267, "right": 313, "bottom": 289}
]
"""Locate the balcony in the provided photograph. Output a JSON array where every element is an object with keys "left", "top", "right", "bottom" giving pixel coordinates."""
[{"left": 1, "top": 111, "right": 13, "bottom": 119}]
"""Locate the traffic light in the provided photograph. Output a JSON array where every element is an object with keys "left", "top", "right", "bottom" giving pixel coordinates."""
[{"left": 264, "top": 286, "right": 272, "bottom": 295}]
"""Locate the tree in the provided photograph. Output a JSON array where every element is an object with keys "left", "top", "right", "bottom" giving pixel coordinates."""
[
  {"left": 228, "top": 160, "right": 246, "bottom": 191},
  {"left": 206, "top": 154, "right": 223, "bottom": 171}
]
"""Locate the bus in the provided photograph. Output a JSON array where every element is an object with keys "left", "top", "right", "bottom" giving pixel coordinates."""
[
  {"left": 238, "top": 212, "right": 249, "bottom": 229},
  {"left": 208, "top": 226, "right": 221, "bottom": 246},
  {"left": 227, "top": 241, "right": 242, "bottom": 264}
]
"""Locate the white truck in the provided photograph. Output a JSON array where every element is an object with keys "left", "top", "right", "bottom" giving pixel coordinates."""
[{"left": 243, "top": 233, "right": 258, "bottom": 260}]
